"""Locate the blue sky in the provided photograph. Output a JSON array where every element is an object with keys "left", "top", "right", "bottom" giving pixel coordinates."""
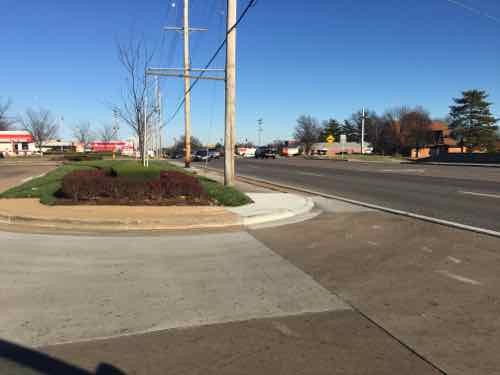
[{"left": 1, "top": 0, "right": 499, "bottom": 145}]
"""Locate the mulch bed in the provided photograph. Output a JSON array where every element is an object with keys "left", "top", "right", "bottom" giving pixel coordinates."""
[{"left": 53, "top": 198, "right": 212, "bottom": 206}]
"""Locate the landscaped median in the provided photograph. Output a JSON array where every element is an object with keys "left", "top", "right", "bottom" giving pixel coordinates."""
[
  {"left": 0, "top": 160, "right": 252, "bottom": 207},
  {"left": 0, "top": 160, "right": 314, "bottom": 231},
  {"left": 0, "top": 160, "right": 253, "bottom": 231}
]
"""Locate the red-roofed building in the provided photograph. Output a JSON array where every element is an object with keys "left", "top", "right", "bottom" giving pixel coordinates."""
[
  {"left": 0, "top": 131, "right": 36, "bottom": 156},
  {"left": 89, "top": 140, "right": 136, "bottom": 156}
]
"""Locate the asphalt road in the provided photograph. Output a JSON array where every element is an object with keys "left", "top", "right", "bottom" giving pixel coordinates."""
[
  {"left": 207, "top": 157, "right": 500, "bottom": 232},
  {"left": 0, "top": 162, "right": 58, "bottom": 193}
]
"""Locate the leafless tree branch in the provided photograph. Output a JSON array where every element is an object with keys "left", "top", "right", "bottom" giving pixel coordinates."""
[
  {"left": 21, "top": 108, "right": 58, "bottom": 156},
  {"left": 0, "top": 97, "right": 15, "bottom": 131}
]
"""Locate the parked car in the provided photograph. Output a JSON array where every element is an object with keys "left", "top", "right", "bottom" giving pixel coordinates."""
[
  {"left": 241, "top": 147, "right": 256, "bottom": 158},
  {"left": 255, "top": 147, "right": 277, "bottom": 159},
  {"left": 208, "top": 149, "right": 221, "bottom": 159},
  {"left": 193, "top": 150, "right": 211, "bottom": 162}
]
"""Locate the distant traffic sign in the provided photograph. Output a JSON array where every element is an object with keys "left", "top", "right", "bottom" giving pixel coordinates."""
[{"left": 326, "top": 135, "right": 335, "bottom": 144}]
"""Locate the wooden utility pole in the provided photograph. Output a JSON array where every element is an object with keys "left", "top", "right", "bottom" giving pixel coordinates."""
[
  {"left": 224, "top": 0, "right": 237, "bottom": 186},
  {"left": 361, "top": 107, "right": 366, "bottom": 155},
  {"left": 183, "top": 0, "right": 192, "bottom": 168}
]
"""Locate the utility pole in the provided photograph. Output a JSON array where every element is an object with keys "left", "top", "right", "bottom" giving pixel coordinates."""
[
  {"left": 143, "top": 95, "right": 148, "bottom": 167},
  {"left": 257, "top": 118, "right": 263, "bottom": 147},
  {"left": 159, "top": 92, "right": 163, "bottom": 158},
  {"left": 183, "top": 0, "right": 192, "bottom": 168},
  {"left": 155, "top": 77, "right": 161, "bottom": 159},
  {"left": 157, "top": 0, "right": 210, "bottom": 168},
  {"left": 224, "top": 0, "right": 237, "bottom": 186},
  {"left": 361, "top": 107, "right": 366, "bottom": 155},
  {"left": 146, "top": 0, "right": 232, "bottom": 183}
]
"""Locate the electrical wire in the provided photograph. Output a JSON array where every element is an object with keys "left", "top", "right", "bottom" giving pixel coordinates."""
[
  {"left": 445, "top": 0, "right": 500, "bottom": 24},
  {"left": 164, "top": 0, "right": 258, "bottom": 126}
]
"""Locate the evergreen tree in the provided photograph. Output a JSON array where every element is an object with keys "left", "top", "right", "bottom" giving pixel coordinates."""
[
  {"left": 343, "top": 109, "right": 379, "bottom": 144},
  {"left": 320, "top": 118, "right": 342, "bottom": 142},
  {"left": 449, "top": 90, "right": 498, "bottom": 152}
]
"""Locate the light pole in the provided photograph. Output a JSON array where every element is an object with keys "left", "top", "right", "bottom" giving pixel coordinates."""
[{"left": 257, "top": 118, "right": 263, "bottom": 147}]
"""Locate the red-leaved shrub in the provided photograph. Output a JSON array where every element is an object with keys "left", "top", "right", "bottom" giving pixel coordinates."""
[{"left": 61, "top": 168, "right": 208, "bottom": 204}]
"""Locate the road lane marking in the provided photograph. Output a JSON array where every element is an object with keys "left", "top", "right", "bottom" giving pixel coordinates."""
[
  {"left": 296, "top": 171, "right": 326, "bottom": 178},
  {"left": 436, "top": 270, "right": 481, "bottom": 286},
  {"left": 459, "top": 191, "right": 500, "bottom": 199},
  {"left": 382, "top": 169, "right": 425, "bottom": 173},
  {"left": 21, "top": 173, "right": 46, "bottom": 183},
  {"left": 447, "top": 256, "right": 462, "bottom": 264}
]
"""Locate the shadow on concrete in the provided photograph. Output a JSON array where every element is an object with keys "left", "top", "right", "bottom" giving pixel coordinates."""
[{"left": 0, "top": 339, "right": 126, "bottom": 375}]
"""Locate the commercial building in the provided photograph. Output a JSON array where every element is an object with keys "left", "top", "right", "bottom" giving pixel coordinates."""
[
  {"left": 410, "top": 122, "right": 466, "bottom": 159},
  {"left": 89, "top": 140, "right": 136, "bottom": 156},
  {"left": 0, "top": 131, "right": 36, "bottom": 156},
  {"left": 311, "top": 142, "right": 373, "bottom": 156}
]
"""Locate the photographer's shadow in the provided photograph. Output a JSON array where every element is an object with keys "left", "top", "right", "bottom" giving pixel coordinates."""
[{"left": 0, "top": 339, "right": 126, "bottom": 375}]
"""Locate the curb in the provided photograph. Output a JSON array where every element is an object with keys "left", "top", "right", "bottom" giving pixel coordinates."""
[
  {"left": 0, "top": 211, "right": 243, "bottom": 232},
  {"left": 236, "top": 196, "right": 315, "bottom": 226},
  {"left": 0, "top": 195, "right": 316, "bottom": 232},
  {"left": 403, "top": 161, "right": 500, "bottom": 168},
  {"left": 228, "top": 173, "right": 500, "bottom": 239}
]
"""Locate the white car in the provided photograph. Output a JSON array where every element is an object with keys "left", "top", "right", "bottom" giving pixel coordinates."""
[{"left": 243, "top": 148, "right": 256, "bottom": 158}]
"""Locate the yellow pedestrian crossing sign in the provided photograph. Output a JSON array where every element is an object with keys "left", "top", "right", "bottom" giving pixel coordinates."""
[{"left": 326, "top": 135, "right": 335, "bottom": 144}]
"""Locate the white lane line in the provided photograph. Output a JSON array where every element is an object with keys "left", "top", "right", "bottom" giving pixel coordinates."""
[
  {"left": 232, "top": 174, "right": 500, "bottom": 238},
  {"left": 436, "top": 270, "right": 481, "bottom": 286},
  {"left": 296, "top": 171, "right": 326, "bottom": 178},
  {"left": 447, "top": 256, "right": 462, "bottom": 264},
  {"left": 382, "top": 169, "right": 425, "bottom": 173},
  {"left": 459, "top": 191, "right": 500, "bottom": 199},
  {"left": 21, "top": 173, "right": 46, "bottom": 183}
]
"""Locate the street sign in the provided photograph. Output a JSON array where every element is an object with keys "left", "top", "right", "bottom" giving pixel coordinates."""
[
  {"left": 340, "top": 134, "right": 347, "bottom": 144},
  {"left": 326, "top": 135, "right": 335, "bottom": 144}
]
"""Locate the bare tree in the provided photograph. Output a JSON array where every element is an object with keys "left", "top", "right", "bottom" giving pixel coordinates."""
[
  {"left": 98, "top": 123, "right": 118, "bottom": 142},
  {"left": 0, "top": 97, "right": 15, "bottom": 131},
  {"left": 72, "top": 121, "right": 94, "bottom": 150},
  {"left": 21, "top": 108, "right": 58, "bottom": 156},
  {"left": 400, "top": 109, "right": 433, "bottom": 157},
  {"left": 294, "top": 115, "right": 321, "bottom": 154},
  {"left": 113, "top": 35, "right": 156, "bottom": 162},
  {"left": 384, "top": 105, "right": 413, "bottom": 122}
]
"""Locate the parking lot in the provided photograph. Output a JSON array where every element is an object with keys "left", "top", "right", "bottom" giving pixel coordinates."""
[{"left": 0, "top": 161, "right": 58, "bottom": 193}]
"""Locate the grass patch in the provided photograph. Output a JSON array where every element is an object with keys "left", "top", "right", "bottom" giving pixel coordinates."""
[
  {"left": 198, "top": 176, "right": 253, "bottom": 207},
  {"left": 0, "top": 164, "right": 95, "bottom": 205},
  {"left": 0, "top": 160, "right": 251, "bottom": 206}
]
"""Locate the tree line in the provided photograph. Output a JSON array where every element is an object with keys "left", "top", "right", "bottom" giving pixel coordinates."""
[{"left": 294, "top": 90, "right": 498, "bottom": 155}]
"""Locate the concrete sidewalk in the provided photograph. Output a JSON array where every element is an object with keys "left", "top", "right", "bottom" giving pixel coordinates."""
[{"left": 0, "top": 227, "right": 440, "bottom": 375}]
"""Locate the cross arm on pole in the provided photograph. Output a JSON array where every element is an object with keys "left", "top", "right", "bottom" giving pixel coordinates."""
[
  {"left": 146, "top": 69, "right": 225, "bottom": 81},
  {"left": 163, "top": 26, "right": 208, "bottom": 32},
  {"left": 147, "top": 67, "right": 225, "bottom": 72}
]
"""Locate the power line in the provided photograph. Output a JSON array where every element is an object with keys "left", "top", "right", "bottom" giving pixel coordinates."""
[
  {"left": 164, "top": 0, "right": 258, "bottom": 126},
  {"left": 445, "top": 0, "right": 500, "bottom": 24}
]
